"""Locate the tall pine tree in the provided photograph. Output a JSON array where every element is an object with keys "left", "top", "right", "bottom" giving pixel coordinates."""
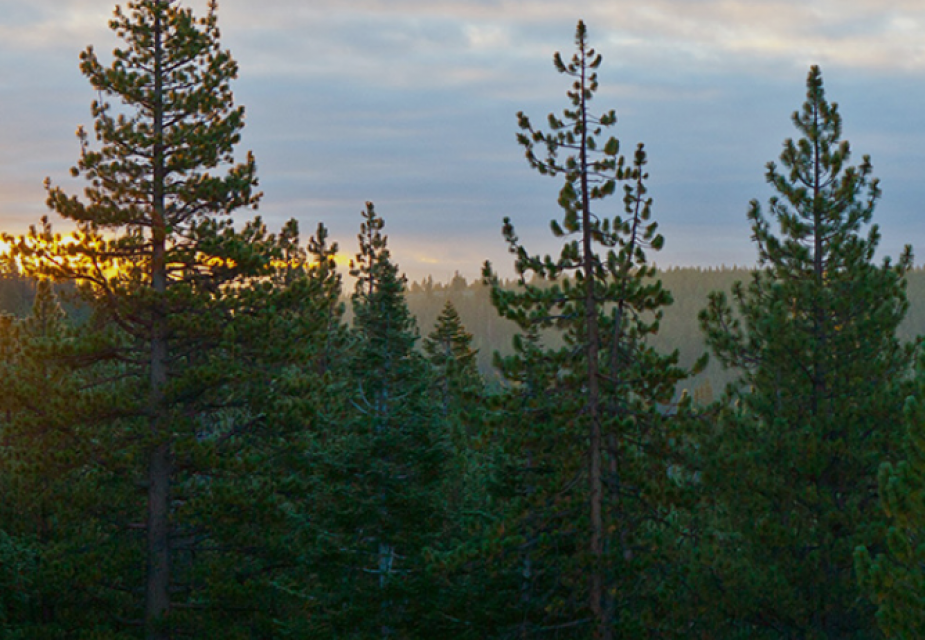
[
  {"left": 698, "top": 65, "right": 912, "bottom": 638},
  {"left": 482, "top": 21, "right": 692, "bottom": 638},
  {"left": 4, "top": 2, "right": 302, "bottom": 636}
]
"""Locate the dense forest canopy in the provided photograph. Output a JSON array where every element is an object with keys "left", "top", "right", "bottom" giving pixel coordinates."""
[{"left": 1, "top": 3, "right": 923, "bottom": 639}]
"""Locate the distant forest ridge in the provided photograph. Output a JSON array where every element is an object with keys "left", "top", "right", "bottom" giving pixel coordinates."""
[
  {"left": 409, "top": 266, "right": 925, "bottom": 398},
  {"left": 4, "top": 265, "right": 924, "bottom": 398}
]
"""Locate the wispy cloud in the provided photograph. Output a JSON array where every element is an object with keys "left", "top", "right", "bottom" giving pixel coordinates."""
[
  {"left": 2, "top": 0, "right": 925, "bottom": 279},
  {"left": 211, "top": 0, "right": 925, "bottom": 79}
]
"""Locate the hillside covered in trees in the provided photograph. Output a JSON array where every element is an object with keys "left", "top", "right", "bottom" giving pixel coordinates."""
[{"left": 2, "top": 3, "right": 924, "bottom": 639}]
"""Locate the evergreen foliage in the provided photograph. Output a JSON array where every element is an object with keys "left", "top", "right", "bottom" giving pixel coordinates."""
[
  {"left": 481, "top": 20, "right": 693, "bottom": 638},
  {"left": 0, "top": 282, "right": 138, "bottom": 639},
  {"left": 423, "top": 300, "right": 481, "bottom": 418},
  {"left": 2, "top": 6, "right": 924, "bottom": 638},
  {"left": 286, "top": 203, "right": 449, "bottom": 637},
  {"left": 697, "top": 65, "right": 912, "bottom": 638},
  {"left": 422, "top": 300, "right": 486, "bottom": 521},
  {"left": 856, "top": 355, "right": 925, "bottom": 639},
  {"left": 1, "top": 2, "right": 312, "bottom": 636}
]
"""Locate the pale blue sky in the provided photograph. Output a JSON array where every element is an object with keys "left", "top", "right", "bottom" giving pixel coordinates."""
[{"left": 2, "top": 0, "right": 924, "bottom": 281}]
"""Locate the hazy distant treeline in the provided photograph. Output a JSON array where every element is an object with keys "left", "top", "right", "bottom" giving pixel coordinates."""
[{"left": 7, "top": 265, "right": 924, "bottom": 401}]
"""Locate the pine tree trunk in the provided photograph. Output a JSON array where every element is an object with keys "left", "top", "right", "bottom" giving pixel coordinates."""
[
  {"left": 811, "top": 100, "right": 828, "bottom": 415},
  {"left": 810, "top": 101, "right": 833, "bottom": 639},
  {"left": 145, "top": 5, "right": 171, "bottom": 638},
  {"left": 578, "top": 46, "right": 609, "bottom": 640}
]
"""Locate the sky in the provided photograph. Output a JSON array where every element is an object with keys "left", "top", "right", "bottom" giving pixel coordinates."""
[{"left": 2, "top": 0, "right": 925, "bottom": 282}]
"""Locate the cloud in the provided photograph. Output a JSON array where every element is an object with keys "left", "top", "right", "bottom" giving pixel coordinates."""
[
  {"left": 0, "top": 1, "right": 113, "bottom": 54},
  {"left": 208, "top": 0, "right": 925, "bottom": 82},
  {"left": 580, "top": 0, "right": 925, "bottom": 75},
  {"left": 3, "top": 0, "right": 925, "bottom": 279}
]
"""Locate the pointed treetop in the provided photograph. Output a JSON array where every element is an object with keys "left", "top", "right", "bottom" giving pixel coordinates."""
[{"left": 424, "top": 300, "right": 477, "bottom": 364}]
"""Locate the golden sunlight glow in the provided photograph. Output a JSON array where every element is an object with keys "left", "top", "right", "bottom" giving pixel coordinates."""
[
  {"left": 0, "top": 232, "right": 124, "bottom": 280},
  {"left": 203, "top": 255, "right": 237, "bottom": 269},
  {"left": 0, "top": 232, "right": 354, "bottom": 282},
  {"left": 303, "top": 253, "right": 352, "bottom": 270}
]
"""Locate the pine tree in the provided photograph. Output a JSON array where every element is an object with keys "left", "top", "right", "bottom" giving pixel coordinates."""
[
  {"left": 0, "top": 283, "right": 86, "bottom": 636},
  {"left": 0, "top": 280, "right": 153, "bottom": 637},
  {"left": 482, "top": 21, "right": 692, "bottom": 638},
  {"left": 292, "top": 203, "right": 448, "bottom": 637},
  {"left": 698, "top": 65, "right": 912, "bottom": 638},
  {"left": 168, "top": 220, "right": 350, "bottom": 638},
  {"left": 422, "top": 300, "right": 484, "bottom": 520},
  {"left": 423, "top": 300, "right": 481, "bottom": 420},
  {"left": 420, "top": 300, "right": 498, "bottom": 632},
  {"left": 4, "top": 2, "right": 298, "bottom": 636}
]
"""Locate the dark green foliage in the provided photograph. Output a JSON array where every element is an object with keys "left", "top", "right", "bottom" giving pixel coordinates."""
[
  {"left": 856, "top": 355, "right": 925, "bottom": 639},
  {"left": 4, "top": 5, "right": 925, "bottom": 638},
  {"left": 480, "top": 21, "right": 693, "bottom": 638},
  {"left": 0, "top": 529, "right": 35, "bottom": 639},
  {"left": 348, "top": 205, "right": 448, "bottom": 569},
  {"left": 280, "top": 203, "right": 449, "bottom": 637},
  {"left": 0, "top": 1, "right": 321, "bottom": 637},
  {"left": 423, "top": 300, "right": 481, "bottom": 416},
  {"left": 422, "top": 299, "right": 487, "bottom": 520},
  {"left": 697, "top": 65, "right": 912, "bottom": 638},
  {"left": 0, "top": 284, "right": 113, "bottom": 638}
]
